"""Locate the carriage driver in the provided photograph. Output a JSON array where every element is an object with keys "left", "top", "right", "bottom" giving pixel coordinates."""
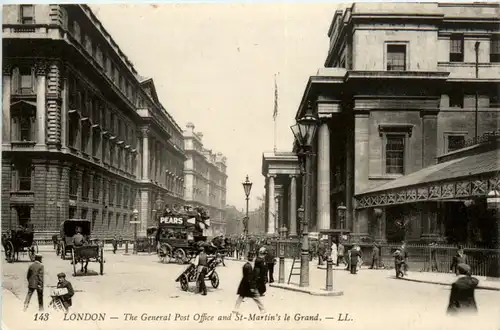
[
  {"left": 192, "top": 246, "right": 208, "bottom": 296},
  {"left": 72, "top": 227, "right": 85, "bottom": 247}
]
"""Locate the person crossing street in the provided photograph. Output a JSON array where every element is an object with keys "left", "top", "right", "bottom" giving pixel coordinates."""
[
  {"left": 192, "top": 246, "right": 208, "bottom": 296},
  {"left": 24, "top": 254, "right": 44, "bottom": 312}
]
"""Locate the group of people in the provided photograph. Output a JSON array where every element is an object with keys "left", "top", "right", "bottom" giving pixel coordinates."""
[{"left": 23, "top": 254, "right": 75, "bottom": 313}]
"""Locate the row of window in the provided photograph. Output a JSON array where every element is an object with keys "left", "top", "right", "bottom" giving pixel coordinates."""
[{"left": 69, "top": 207, "right": 135, "bottom": 232}]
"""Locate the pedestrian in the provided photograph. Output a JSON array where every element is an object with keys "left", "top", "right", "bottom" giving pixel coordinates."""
[
  {"left": 254, "top": 248, "right": 267, "bottom": 296},
  {"left": 55, "top": 273, "right": 74, "bottom": 312},
  {"left": 450, "top": 246, "right": 467, "bottom": 275},
  {"left": 400, "top": 242, "right": 409, "bottom": 275},
  {"left": 370, "top": 244, "right": 380, "bottom": 269},
  {"left": 337, "top": 242, "right": 345, "bottom": 267},
  {"left": 430, "top": 242, "right": 439, "bottom": 272},
  {"left": 393, "top": 249, "right": 405, "bottom": 278},
  {"left": 446, "top": 263, "right": 478, "bottom": 315},
  {"left": 355, "top": 245, "right": 363, "bottom": 272},
  {"left": 330, "top": 241, "right": 338, "bottom": 266},
  {"left": 345, "top": 247, "right": 351, "bottom": 271},
  {"left": 192, "top": 246, "right": 208, "bottom": 295},
  {"left": 264, "top": 244, "right": 276, "bottom": 283},
  {"left": 24, "top": 254, "right": 44, "bottom": 312},
  {"left": 349, "top": 246, "right": 360, "bottom": 274},
  {"left": 112, "top": 235, "right": 118, "bottom": 254},
  {"left": 233, "top": 252, "right": 266, "bottom": 315}
]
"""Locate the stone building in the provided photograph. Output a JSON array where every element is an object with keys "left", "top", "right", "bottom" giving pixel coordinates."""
[
  {"left": 183, "top": 123, "right": 227, "bottom": 237},
  {"left": 262, "top": 2, "right": 500, "bottom": 244},
  {"left": 2, "top": 4, "right": 185, "bottom": 239}
]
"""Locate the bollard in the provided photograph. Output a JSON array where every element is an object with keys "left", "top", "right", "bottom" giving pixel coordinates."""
[
  {"left": 278, "top": 226, "right": 287, "bottom": 284},
  {"left": 326, "top": 255, "right": 333, "bottom": 291},
  {"left": 125, "top": 241, "right": 129, "bottom": 254}
]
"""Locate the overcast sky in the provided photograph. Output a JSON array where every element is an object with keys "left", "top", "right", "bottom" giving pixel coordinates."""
[{"left": 91, "top": 3, "right": 341, "bottom": 211}]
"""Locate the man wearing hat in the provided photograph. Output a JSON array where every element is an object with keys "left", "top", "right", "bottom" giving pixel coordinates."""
[
  {"left": 446, "top": 263, "right": 479, "bottom": 315},
  {"left": 56, "top": 273, "right": 74, "bottom": 311},
  {"left": 192, "top": 246, "right": 208, "bottom": 295},
  {"left": 72, "top": 227, "right": 85, "bottom": 247},
  {"left": 24, "top": 254, "right": 44, "bottom": 311}
]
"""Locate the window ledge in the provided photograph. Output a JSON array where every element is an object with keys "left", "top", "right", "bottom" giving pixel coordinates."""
[
  {"left": 369, "top": 175, "right": 404, "bottom": 180},
  {"left": 11, "top": 141, "right": 36, "bottom": 148}
]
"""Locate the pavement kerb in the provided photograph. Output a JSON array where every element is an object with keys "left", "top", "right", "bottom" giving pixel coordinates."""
[
  {"left": 269, "top": 282, "right": 344, "bottom": 296},
  {"left": 398, "top": 277, "right": 500, "bottom": 291}
]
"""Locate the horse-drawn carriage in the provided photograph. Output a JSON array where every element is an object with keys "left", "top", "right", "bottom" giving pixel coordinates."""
[
  {"left": 175, "top": 255, "right": 221, "bottom": 291},
  {"left": 1, "top": 224, "right": 38, "bottom": 263},
  {"left": 58, "top": 219, "right": 104, "bottom": 276},
  {"left": 155, "top": 206, "right": 225, "bottom": 264}
]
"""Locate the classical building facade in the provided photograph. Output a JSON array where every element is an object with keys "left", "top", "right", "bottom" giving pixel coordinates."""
[
  {"left": 183, "top": 123, "right": 227, "bottom": 236},
  {"left": 2, "top": 4, "right": 185, "bottom": 239},
  {"left": 262, "top": 2, "right": 500, "bottom": 244}
]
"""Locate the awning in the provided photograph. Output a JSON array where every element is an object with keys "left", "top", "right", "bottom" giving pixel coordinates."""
[{"left": 356, "top": 149, "right": 500, "bottom": 209}]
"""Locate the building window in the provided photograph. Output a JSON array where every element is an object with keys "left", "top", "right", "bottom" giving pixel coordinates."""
[
  {"left": 17, "top": 164, "right": 32, "bottom": 191},
  {"left": 450, "top": 35, "right": 464, "bottom": 62},
  {"left": 102, "top": 138, "right": 108, "bottom": 163},
  {"left": 115, "top": 213, "right": 120, "bottom": 228},
  {"left": 108, "top": 212, "right": 112, "bottom": 229},
  {"left": 92, "top": 210, "right": 98, "bottom": 231},
  {"left": 17, "top": 205, "right": 31, "bottom": 227},
  {"left": 73, "top": 21, "right": 81, "bottom": 43},
  {"left": 386, "top": 44, "right": 406, "bottom": 71},
  {"left": 81, "top": 122, "right": 91, "bottom": 153},
  {"left": 69, "top": 169, "right": 78, "bottom": 198},
  {"left": 68, "top": 114, "right": 79, "bottom": 148},
  {"left": 92, "top": 129, "right": 100, "bottom": 157},
  {"left": 109, "top": 181, "right": 115, "bottom": 206},
  {"left": 116, "top": 184, "right": 122, "bottom": 207},
  {"left": 449, "top": 92, "right": 463, "bottom": 108},
  {"left": 69, "top": 207, "right": 76, "bottom": 219},
  {"left": 12, "top": 66, "right": 35, "bottom": 95},
  {"left": 110, "top": 144, "right": 115, "bottom": 166},
  {"left": 93, "top": 176, "right": 100, "bottom": 203},
  {"left": 82, "top": 173, "right": 90, "bottom": 201},
  {"left": 491, "top": 36, "right": 500, "bottom": 63},
  {"left": 81, "top": 208, "right": 88, "bottom": 220},
  {"left": 385, "top": 135, "right": 405, "bottom": 175},
  {"left": 20, "top": 5, "right": 34, "bottom": 24},
  {"left": 446, "top": 135, "right": 466, "bottom": 153},
  {"left": 490, "top": 91, "right": 500, "bottom": 108}
]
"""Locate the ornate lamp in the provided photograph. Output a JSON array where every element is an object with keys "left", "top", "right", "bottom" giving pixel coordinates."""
[
  {"left": 290, "top": 101, "right": 319, "bottom": 149},
  {"left": 337, "top": 203, "right": 347, "bottom": 229}
]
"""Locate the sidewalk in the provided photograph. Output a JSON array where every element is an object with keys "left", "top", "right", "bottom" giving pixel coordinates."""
[{"left": 397, "top": 271, "right": 500, "bottom": 291}]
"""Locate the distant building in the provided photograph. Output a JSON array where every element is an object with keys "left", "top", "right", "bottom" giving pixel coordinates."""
[
  {"left": 2, "top": 4, "right": 185, "bottom": 239},
  {"left": 224, "top": 205, "right": 244, "bottom": 236},
  {"left": 262, "top": 2, "right": 500, "bottom": 245},
  {"left": 183, "top": 123, "right": 227, "bottom": 236}
]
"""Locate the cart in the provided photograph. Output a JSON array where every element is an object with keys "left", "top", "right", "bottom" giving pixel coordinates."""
[
  {"left": 58, "top": 219, "right": 92, "bottom": 260},
  {"left": 71, "top": 243, "right": 104, "bottom": 276},
  {"left": 175, "top": 256, "right": 221, "bottom": 291},
  {"left": 2, "top": 224, "right": 38, "bottom": 263}
]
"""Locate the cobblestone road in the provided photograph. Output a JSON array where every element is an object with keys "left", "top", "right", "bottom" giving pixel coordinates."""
[{"left": 2, "top": 249, "right": 499, "bottom": 330}]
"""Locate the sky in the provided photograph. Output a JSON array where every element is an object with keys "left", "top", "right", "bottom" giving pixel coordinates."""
[{"left": 91, "top": 3, "right": 341, "bottom": 211}]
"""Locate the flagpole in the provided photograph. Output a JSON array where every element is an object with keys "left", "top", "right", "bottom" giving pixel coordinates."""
[{"left": 273, "top": 73, "right": 279, "bottom": 153}]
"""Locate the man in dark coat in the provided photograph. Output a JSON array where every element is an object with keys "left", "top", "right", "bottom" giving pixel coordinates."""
[
  {"left": 254, "top": 248, "right": 267, "bottom": 296},
  {"left": 447, "top": 264, "right": 479, "bottom": 315},
  {"left": 193, "top": 247, "right": 209, "bottom": 295},
  {"left": 370, "top": 244, "right": 380, "bottom": 269},
  {"left": 112, "top": 235, "right": 118, "bottom": 254},
  {"left": 233, "top": 252, "right": 266, "bottom": 314},
  {"left": 24, "top": 254, "right": 44, "bottom": 311},
  {"left": 264, "top": 245, "right": 276, "bottom": 283},
  {"left": 450, "top": 247, "right": 467, "bottom": 275},
  {"left": 349, "top": 246, "right": 360, "bottom": 274},
  {"left": 56, "top": 273, "right": 74, "bottom": 311}
]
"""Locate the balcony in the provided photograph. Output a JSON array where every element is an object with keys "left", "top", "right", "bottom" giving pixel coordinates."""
[
  {"left": 10, "top": 190, "right": 34, "bottom": 204},
  {"left": 10, "top": 141, "right": 36, "bottom": 150},
  {"left": 438, "top": 62, "right": 500, "bottom": 80}
]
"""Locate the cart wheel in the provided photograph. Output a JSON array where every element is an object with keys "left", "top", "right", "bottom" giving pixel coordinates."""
[
  {"left": 179, "top": 274, "right": 189, "bottom": 291},
  {"left": 211, "top": 271, "right": 219, "bottom": 289},
  {"left": 158, "top": 245, "right": 171, "bottom": 263},
  {"left": 61, "top": 243, "right": 66, "bottom": 260},
  {"left": 4, "top": 241, "right": 14, "bottom": 263},
  {"left": 99, "top": 246, "right": 104, "bottom": 275},
  {"left": 174, "top": 248, "right": 186, "bottom": 264},
  {"left": 29, "top": 241, "right": 38, "bottom": 262},
  {"left": 71, "top": 249, "right": 77, "bottom": 276}
]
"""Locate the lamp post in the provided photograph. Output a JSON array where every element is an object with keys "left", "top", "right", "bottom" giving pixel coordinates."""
[
  {"left": 291, "top": 100, "right": 319, "bottom": 288},
  {"left": 278, "top": 226, "right": 288, "bottom": 283},
  {"left": 131, "top": 209, "right": 139, "bottom": 254},
  {"left": 242, "top": 175, "right": 253, "bottom": 255}
]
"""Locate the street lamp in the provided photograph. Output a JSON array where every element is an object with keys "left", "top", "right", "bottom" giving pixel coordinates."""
[
  {"left": 242, "top": 174, "right": 252, "bottom": 237},
  {"left": 291, "top": 100, "right": 318, "bottom": 288},
  {"left": 131, "top": 209, "right": 139, "bottom": 254},
  {"left": 337, "top": 203, "right": 347, "bottom": 230}
]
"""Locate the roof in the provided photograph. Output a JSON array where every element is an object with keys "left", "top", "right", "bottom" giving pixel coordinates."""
[{"left": 359, "top": 148, "right": 500, "bottom": 195}]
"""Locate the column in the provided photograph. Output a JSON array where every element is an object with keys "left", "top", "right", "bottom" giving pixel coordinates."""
[
  {"left": 60, "top": 67, "right": 68, "bottom": 148},
  {"left": 345, "top": 129, "right": 354, "bottom": 232},
  {"left": 267, "top": 174, "right": 275, "bottom": 235},
  {"left": 317, "top": 121, "right": 331, "bottom": 231},
  {"left": 289, "top": 175, "right": 297, "bottom": 237},
  {"left": 141, "top": 127, "right": 149, "bottom": 180},
  {"left": 421, "top": 110, "right": 439, "bottom": 168},
  {"left": 35, "top": 62, "right": 47, "bottom": 147},
  {"left": 3, "top": 64, "right": 11, "bottom": 145},
  {"left": 46, "top": 61, "right": 62, "bottom": 146}
]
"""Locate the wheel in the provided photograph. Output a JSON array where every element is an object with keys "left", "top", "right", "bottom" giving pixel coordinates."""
[
  {"left": 4, "top": 241, "right": 14, "bottom": 263},
  {"left": 29, "top": 241, "right": 38, "bottom": 262},
  {"left": 158, "top": 244, "right": 172, "bottom": 263},
  {"left": 210, "top": 271, "right": 219, "bottom": 289},
  {"left": 99, "top": 246, "right": 104, "bottom": 275},
  {"left": 179, "top": 274, "right": 189, "bottom": 291},
  {"left": 174, "top": 248, "right": 186, "bottom": 264},
  {"left": 71, "top": 249, "right": 77, "bottom": 276},
  {"left": 61, "top": 243, "right": 66, "bottom": 260}
]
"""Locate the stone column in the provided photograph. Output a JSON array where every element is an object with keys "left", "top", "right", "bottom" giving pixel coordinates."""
[
  {"left": 46, "top": 61, "right": 62, "bottom": 147},
  {"left": 60, "top": 67, "right": 68, "bottom": 148},
  {"left": 421, "top": 110, "right": 439, "bottom": 168},
  {"left": 139, "top": 188, "right": 149, "bottom": 236},
  {"left": 317, "top": 121, "right": 331, "bottom": 231},
  {"left": 289, "top": 175, "right": 297, "bottom": 237},
  {"left": 267, "top": 174, "right": 276, "bottom": 235},
  {"left": 35, "top": 62, "right": 47, "bottom": 147},
  {"left": 3, "top": 64, "right": 12, "bottom": 145},
  {"left": 345, "top": 128, "right": 354, "bottom": 232},
  {"left": 141, "top": 127, "right": 149, "bottom": 181}
]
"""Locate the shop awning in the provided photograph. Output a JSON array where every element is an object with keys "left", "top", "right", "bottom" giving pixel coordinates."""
[{"left": 355, "top": 149, "right": 500, "bottom": 209}]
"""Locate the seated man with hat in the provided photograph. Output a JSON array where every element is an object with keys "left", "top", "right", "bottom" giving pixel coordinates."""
[
  {"left": 55, "top": 273, "right": 74, "bottom": 312},
  {"left": 72, "top": 227, "right": 85, "bottom": 247}
]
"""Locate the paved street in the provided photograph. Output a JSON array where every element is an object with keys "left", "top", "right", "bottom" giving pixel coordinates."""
[{"left": 2, "top": 249, "right": 500, "bottom": 330}]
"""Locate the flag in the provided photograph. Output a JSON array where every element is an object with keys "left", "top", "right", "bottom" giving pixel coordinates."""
[
  {"left": 187, "top": 217, "right": 196, "bottom": 225},
  {"left": 273, "top": 74, "right": 278, "bottom": 120}
]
